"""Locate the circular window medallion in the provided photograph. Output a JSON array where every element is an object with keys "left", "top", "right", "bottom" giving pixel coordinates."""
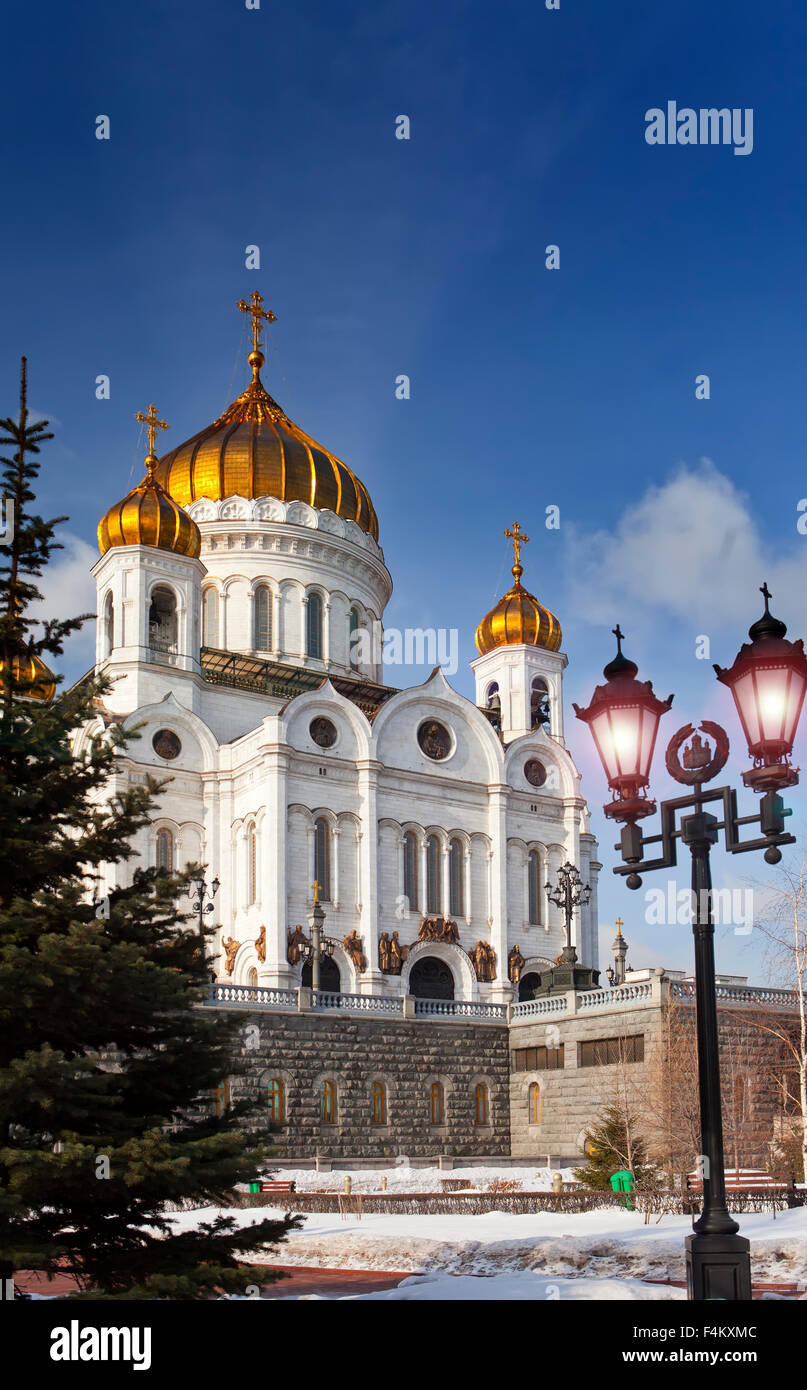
[
  {"left": 524, "top": 758, "right": 547, "bottom": 787},
  {"left": 417, "top": 720, "right": 452, "bottom": 761},
  {"left": 152, "top": 728, "right": 181, "bottom": 760},
  {"left": 310, "top": 716, "right": 337, "bottom": 749}
]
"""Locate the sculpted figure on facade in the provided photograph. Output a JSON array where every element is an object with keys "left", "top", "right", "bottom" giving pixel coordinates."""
[
  {"left": 508, "top": 944, "right": 525, "bottom": 984},
  {"left": 343, "top": 929, "right": 367, "bottom": 974},
  {"left": 470, "top": 940, "right": 496, "bottom": 983},
  {"left": 287, "top": 925, "right": 309, "bottom": 967},
  {"left": 255, "top": 924, "right": 266, "bottom": 964},
  {"left": 222, "top": 936, "right": 240, "bottom": 976}
]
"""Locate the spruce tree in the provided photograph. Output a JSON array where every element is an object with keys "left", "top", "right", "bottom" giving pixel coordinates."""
[
  {"left": 573, "top": 1104, "right": 655, "bottom": 1190},
  {"left": 0, "top": 360, "right": 298, "bottom": 1299}
]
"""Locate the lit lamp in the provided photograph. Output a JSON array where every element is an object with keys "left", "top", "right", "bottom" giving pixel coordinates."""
[
  {"left": 572, "top": 624, "right": 673, "bottom": 822},
  {"left": 714, "top": 583, "right": 807, "bottom": 794}
]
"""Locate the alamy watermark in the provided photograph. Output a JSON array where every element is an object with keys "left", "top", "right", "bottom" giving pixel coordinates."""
[
  {"left": 645, "top": 102, "right": 753, "bottom": 156},
  {"left": 645, "top": 882, "right": 754, "bottom": 934},
  {"left": 351, "top": 621, "right": 458, "bottom": 676}
]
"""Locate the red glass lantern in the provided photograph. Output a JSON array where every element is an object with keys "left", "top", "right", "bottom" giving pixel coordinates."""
[
  {"left": 573, "top": 626, "right": 673, "bottom": 821},
  {"left": 715, "top": 584, "right": 807, "bottom": 792}
]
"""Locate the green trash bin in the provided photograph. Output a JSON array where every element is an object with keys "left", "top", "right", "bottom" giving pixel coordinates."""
[
  {"left": 248, "top": 1181, "right": 260, "bottom": 1195},
  {"left": 610, "top": 1169, "right": 635, "bottom": 1211}
]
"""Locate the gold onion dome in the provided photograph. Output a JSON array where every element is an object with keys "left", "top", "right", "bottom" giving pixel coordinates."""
[
  {"left": 475, "top": 522, "right": 562, "bottom": 655},
  {"left": 0, "top": 650, "right": 56, "bottom": 703},
  {"left": 152, "top": 291, "right": 379, "bottom": 540},
  {"left": 97, "top": 405, "right": 201, "bottom": 559}
]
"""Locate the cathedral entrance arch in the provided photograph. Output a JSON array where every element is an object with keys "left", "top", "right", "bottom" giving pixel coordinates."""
[
  {"left": 518, "top": 971, "right": 542, "bottom": 1002},
  {"left": 302, "top": 956, "right": 341, "bottom": 992},
  {"left": 408, "top": 955, "right": 455, "bottom": 1001}
]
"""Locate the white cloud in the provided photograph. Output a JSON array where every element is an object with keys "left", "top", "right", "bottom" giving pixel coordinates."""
[
  {"left": 31, "top": 532, "right": 97, "bottom": 676},
  {"left": 564, "top": 460, "right": 807, "bottom": 633}
]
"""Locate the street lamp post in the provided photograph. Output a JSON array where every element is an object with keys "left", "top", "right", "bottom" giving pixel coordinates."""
[
  {"left": 190, "top": 874, "right": 220, "bottom": 956},
  {"left": 573, "top": 588, "right": 807, "bottom": 1302},
  {"left": 545, "top": 861, "right": 591, "bottom": 964},
  {"left": 300, "top": 881, "right": 336, "bottom": 994}
]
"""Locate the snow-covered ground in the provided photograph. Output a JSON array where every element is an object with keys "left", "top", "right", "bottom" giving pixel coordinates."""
[
  {"left": 252, "top": 1163, "right": 576, "bottom": 1193},
  {"left": 168, "top": 1202, "right": 807, "bottom": 1293},
  {"left": 284, "top": 1273, "right": 689, "bottom": 1301}
]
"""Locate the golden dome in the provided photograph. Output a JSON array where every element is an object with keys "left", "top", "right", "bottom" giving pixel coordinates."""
[
  {"left": 153, "top": 344, "right": 378, "bottom": 540},
  {"left": 0, "top": 650, "right": 56, "bottom": 702},
  {"left": 475, "top": 523, "right": 562, "bottom": 655},
  {"left": 98, "top": 453, "right": 201, "bottom": 559}
]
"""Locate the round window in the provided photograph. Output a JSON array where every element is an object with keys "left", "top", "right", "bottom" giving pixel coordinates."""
[
  {"left": 310, "top": 717, "right": 337, "bottom": 749},
  {"left": 524, "top": 758, "right": 547, "bottom": 787},
  {"left": 152, "top": 729, "right": 181, "bottom": 760},
  {"left": 417, "top": 720, "right": 452, "bottom": 761}
]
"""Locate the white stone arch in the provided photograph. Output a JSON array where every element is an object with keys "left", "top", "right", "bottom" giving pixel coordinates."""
[
  {"left": 504, "top": 727, "right": 581, "bottom": 799},
  {"left": 282, "top": 680, "right": 371, "bottom": 759},
  {"left": 401, "top": 938, "right": 478, "bottom": 1001},
  {"left": 122, "top": 695, "right": 219, "bottom": 773},
  {"left": 370, "top": 667, "right": 505, "bottom": 785},
  {"left": 288, "top": 940, "right": 357, "bottom": 995}
]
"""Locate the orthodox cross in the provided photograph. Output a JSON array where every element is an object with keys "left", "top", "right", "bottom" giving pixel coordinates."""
[
  {"left": 760, "top": 581, "right": 772, "bottom": 613},
  {"left": 237, "top": 290, "right": 277, "bottom": 353},
  {"left": 504, "top": 521, "right": 530, "bottom": 569},
  {"left": 615, "top": 917, "right": 624, "bottom": 935},
  {"left": 310, "top": 880, "right": 321, "bottom": 904},
  {"left": 134, "top": 403, "right": 169, "bottom": 457},
  {"left": 612, "top": 623, "right": 625, "bottom": 654}
]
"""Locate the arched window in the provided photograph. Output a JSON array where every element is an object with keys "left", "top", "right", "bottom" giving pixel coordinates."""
[
  {"left": 475, "top": 1082, "right": 489, "bottom": 1127},
  {"left": 254, "top": 585, "right": 271, "bottom": 651},
  {"left": 449, "top": 838, "right": 464, "bottom": 917},
  {"left": 403, "top": 831, "right": 419, "bottom": 912},
  {"left": 426, "top": 834, "right": 441, "bottom": 914},
  {"left": 247, "top": 824, "right": 258, "bottom": 905},
  {"left": 430, "top": 1081, "right": 444, "bottom": 1127},
  {"left": 156, "top": 827, "right": 174, "bottom": 872},
  {"left": 348, "top": 607, "right": 361, "bottom": 669},
  {"left": 409, "top": 957, "right": 454, "bottom": 1000},
  {"left": 202, "top": 588, "right": 219, "bottom": 648},
  {"left": 372, "top": 1080, "right": 387, "bottom": 1126},
  {"left": 104, "top": 591, "right": 114, "bottom": 657},
  {"left": 529, "top": 1082, "right": 541, "bottom": 1125},
  {"left": 267, "top": 1078, "right": 284, "bottom": 1123},
  {"left": 531, "top": 676, "right": 550, "bottom": 729},
  {"left": 528, "top": 850, "right": 542, "bottom": 925},
  {"left": 247, "top": 967, "right": 258, "bottom": 988},
  {"left": 313, "top": 818, "right": 331, "bottom": 900},
  {"left": 306, "top": 592, "right": 323, "bottom": 659},
  {"left": 320, "top": 1079, "right": 336, "bottom": 1124},
  {"left": 149, "top": 585, "right": 178, "bottom": 654}
]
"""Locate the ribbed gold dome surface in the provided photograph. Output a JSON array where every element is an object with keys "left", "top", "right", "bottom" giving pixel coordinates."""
[
  {"left": 0, "top": 651, "right": 56, "bottom": 702},
  {"left": 98, "top": 455, "right": 201, "bottom": 558},
  {"left": 153, "top": 355, "right": 379, "bottom": 541}
]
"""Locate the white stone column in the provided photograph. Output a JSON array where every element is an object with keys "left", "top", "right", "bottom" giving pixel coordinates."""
[
  {"left": 357, "top": 760, "right": 383, "bottom": 993},
  {"left": 488, "top": 786, "right": 513, "bottom": 1001},
  {"left": 264, "top": 747, "right": 293, "bottom": 987}
]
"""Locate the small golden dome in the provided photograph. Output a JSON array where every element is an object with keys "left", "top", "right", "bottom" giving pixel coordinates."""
[
  {"left": 98, "top": 453, "right": 201, "bottom": 558},
  {"left": 475, "top": 523, "right": 562, "bottom": 655},
  {"left": 0, "top": 650, "right": 56, "bottom": 702},
  {"left": 153, "top": 297, "right": 378, "bottom": 539}
]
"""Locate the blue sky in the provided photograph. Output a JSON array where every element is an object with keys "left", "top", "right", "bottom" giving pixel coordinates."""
[{"left": 3, "top": 0, "right": 807, "bottom": 979}]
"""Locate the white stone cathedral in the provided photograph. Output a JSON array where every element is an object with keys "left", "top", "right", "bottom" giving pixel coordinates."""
[{"left": 80, "top": 294, "right": 601, "bottom": 1005}]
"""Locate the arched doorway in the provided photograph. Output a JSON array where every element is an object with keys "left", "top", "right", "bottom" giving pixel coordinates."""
[
  {"left": 302, "top": 956, "right": 341, "bottom": 992},
  {"left": 409, "top": 955, "right": 455, "bottom": 1001},
  {"left": 518, "top": 971, "right": 542, "bottom": 1002}
]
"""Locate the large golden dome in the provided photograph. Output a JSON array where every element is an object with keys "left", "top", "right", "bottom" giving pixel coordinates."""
[
  {"left": 98, "top": 452, "right": 201, "bottom": 559},
  {"left": 153, "top": 347, "right": 379, "bottom": 541},
  {"left": 475, "top": 523, "right": 562, "bottom": 655}
]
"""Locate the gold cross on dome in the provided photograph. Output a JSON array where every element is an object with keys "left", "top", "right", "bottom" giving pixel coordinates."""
[
  {"left": 615, "top": 917, "right": 624, "bottom": 935},
  {"left": 237, "top": 290, "right": 277, "bottom": 353},
  {"left": 310, "top": 880, "right": 321, "bottom": 904},
  {"left": 134, "top": 403, "right": 169, "bottom": 456},
  {"left": 505, "top": 521, "right": 530, "bottom": 569}
]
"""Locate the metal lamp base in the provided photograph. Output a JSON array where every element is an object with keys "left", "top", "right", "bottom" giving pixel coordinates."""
[{"left": 685, "top": 1233, "right": 752, "bottom": 1301}]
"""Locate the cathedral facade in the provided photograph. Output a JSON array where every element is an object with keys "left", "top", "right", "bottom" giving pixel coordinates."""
[{"left": 81, "top": 295, "right": 601, "bottom": 1007}]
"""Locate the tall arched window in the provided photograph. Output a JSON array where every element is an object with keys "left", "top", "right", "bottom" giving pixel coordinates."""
[
  {"left": 528, "top": 850, "right": 542, "bottom": 925},
  {"left": 254, "top": 585, "right": 271, "bottom": 651},
  {"left": 267, "top": 1078, "right": 284, "bottom": 1123},
  {"left": 247, "top": 824, "right": 258, "bottom": 905},
  {"left": 426, "top": 835, "right": 441, "bottom": 914},
  {"left": 320, "top": 1079, "right": 336, "bottom": 1124},
  {"left": 202, "top": 588, "right": 219, "bottom": 648},
  {"left": 529, "top": 1082, "right": 541, "bottom": 1125},
  {"left": 348, "top": 606, "right": 361, "bottom": 669},
  {"left": 306, "top": 592, "right": 323, "bottom": 659},
  {"left": 430, "top": 1081, "right": 444, "bottom": 1126},
  {"left": 149, "top": 585, "right": 178, "bottom": 653},
  {"left": 372, "top": 1080, "right": 387, "bottom": 1126},
  {"left": 475, "top": 1082, "right": 489, "bottom": 1127},
  {"left": 247, "top": 967, "right": 258, "bottom": 988},
  {"left": 449, "top": 838, "right": 464, "bottom": 917},
  {"left": 314, "top": 818, "right": 331, "bottom": 900},
  {"left": 531, "top": 676, "right": 550, "bottom": 729},
  {"left": 156, "top": 827, "right": 174, "bottom": 872},
  {"left": 104, "top": 591, "right": 114, "bottom": 657},
  {"left": 403, "top": 831, "right": 419, "bottom": 912}
]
